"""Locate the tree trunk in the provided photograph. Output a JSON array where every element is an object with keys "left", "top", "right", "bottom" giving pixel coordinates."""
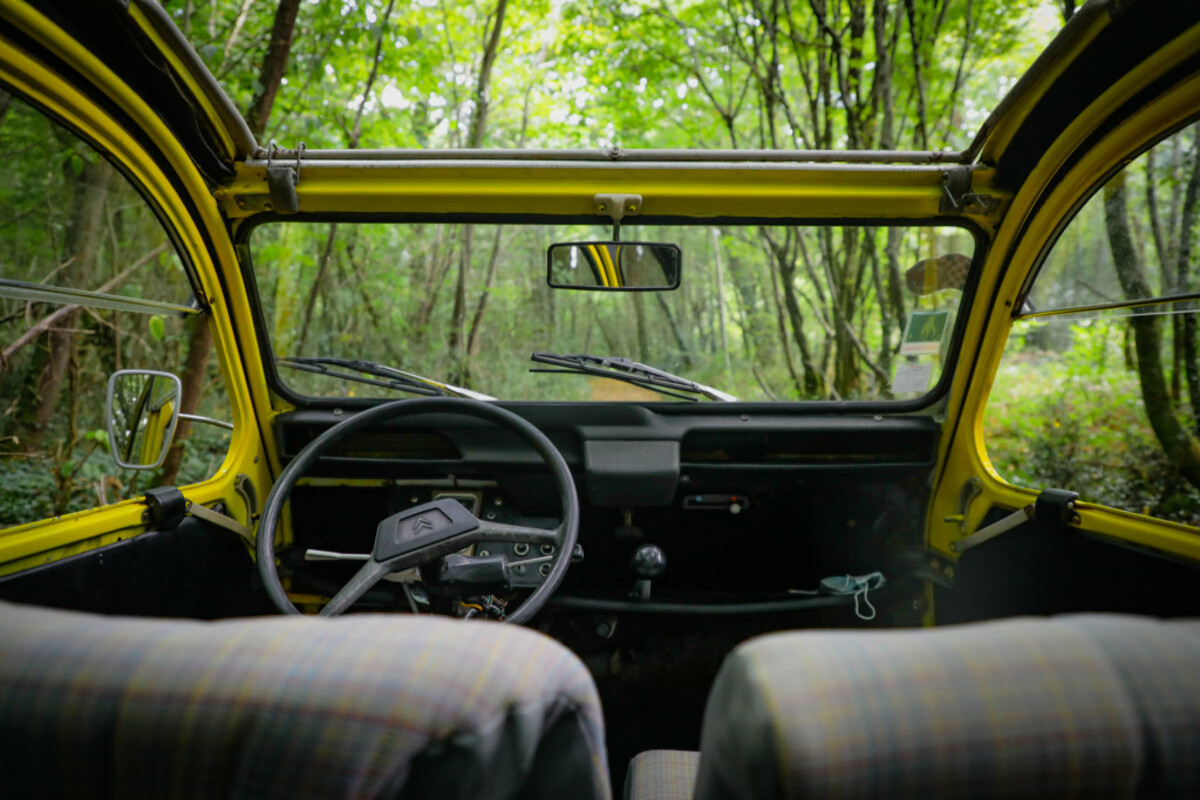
[
  {"left": 903, "top": 0, "right": 930, "bottom": 149},
  {"left": 712, "top": 228, "right": 732, "bottom": 380},
  {"left": 466, "top": 0, "right": 508, "bottom": 150},
  {"left": 1174, "top": 133, "right": 1200, "bottom": 429},
  {"left": 466, "top": 226, "right": 506, "bottom": 357},
  {"left": 831, "top": 226, "right": 861, "bottom": 397},
  {"left": 160, "top": 315, "right": 214, "bottom": 484},
  {"left": 633, "top": 292, "right": 651, "bottom": 364},
  {"left": 1103, "top": 180, "right": 1200, "bottom": 489},
  {"left": 163, "top": 0, "right": 301, "bottom": 483},
  {"left": 14, "top": 160, "right": 112, "bottom": 452},
  {"left": 245, "top": 0, "right": 301, "bottom": 141},
  {"left": 294, "top": 223, "right": 339, "bottom": 354},
  {"left": 448, "top": 0, "right": 508, "bottom": 383},
  {"left": 655, "top": 293, "right": 693, "bottom": 368},
  {"left": 465, "top": 50, "right": 541, "bottom": 359},
  {"left": 447, "top": 226, "right": 473, "bottom": 378},
  {"left": 764, "top": 231, "right": 821, "bottom": 396}
]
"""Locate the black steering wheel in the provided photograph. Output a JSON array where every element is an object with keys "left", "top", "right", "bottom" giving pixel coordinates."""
[{"left": 256, "top": 397, "right": 579, "bottom": 625}]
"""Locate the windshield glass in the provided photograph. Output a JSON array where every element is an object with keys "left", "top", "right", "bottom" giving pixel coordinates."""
[{"left": 248, "top": 221, "right": 974, "bottom": 403}]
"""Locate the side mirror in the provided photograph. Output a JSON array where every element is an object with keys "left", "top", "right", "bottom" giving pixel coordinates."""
[
  {"left": 106, "top": 369, "right": 182, "bottom": 470},
  {"left": 905, "top": 253, "right": 970, "bottom": 295},
  {"left": 547, "top": 242, "right": 681, "bottom": 290}
]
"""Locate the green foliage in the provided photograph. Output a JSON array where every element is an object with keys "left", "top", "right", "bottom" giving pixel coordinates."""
[
  {"left": 252, "top": 220, "right": 971, "bottom": 403},
  {"left": 0, "top": 93, "right": 232, "bottom": 530},
  {"left": 986, "top": 319, "right": 1200, "bottom": 526},
  {"left": 148, "top": 315, "right": 166, "bottom": 342}
]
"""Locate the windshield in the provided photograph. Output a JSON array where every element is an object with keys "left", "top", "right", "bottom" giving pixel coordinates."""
[{"left": 247, "top": 221, "right": 974, "bottom": 403}]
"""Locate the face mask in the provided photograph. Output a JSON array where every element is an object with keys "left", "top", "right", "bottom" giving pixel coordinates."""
[{"left": 819, "top": 572, "right": 886, "bottom": 621}]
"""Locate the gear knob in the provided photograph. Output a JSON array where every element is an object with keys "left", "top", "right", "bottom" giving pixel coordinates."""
[{"left": 630, "top": 544, "right": 667, "bottom": 579}]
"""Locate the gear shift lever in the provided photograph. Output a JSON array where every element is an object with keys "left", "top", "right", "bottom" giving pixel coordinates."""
[{"left": 630, "top": 543, "right": 666, "bottom": 600}]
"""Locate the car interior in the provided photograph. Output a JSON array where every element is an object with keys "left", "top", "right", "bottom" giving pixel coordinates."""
[{"left": 1, "top": 0, "right": 1200, "bottom": 798}]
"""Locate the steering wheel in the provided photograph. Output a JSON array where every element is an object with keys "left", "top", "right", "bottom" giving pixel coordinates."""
[{"left": 256, "top": 397, "right": 579, "bottom": 624}]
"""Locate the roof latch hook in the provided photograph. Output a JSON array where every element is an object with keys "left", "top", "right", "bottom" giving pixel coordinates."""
[
  {"left": 265, "top": 140, "right": 304, "bottom": 214},
  {"left": 939, "top": 165, "right": 998, "bottom": 215}
]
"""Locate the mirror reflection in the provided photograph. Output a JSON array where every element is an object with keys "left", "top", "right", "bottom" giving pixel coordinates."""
[
  {"left": 905, "top": 253, "right": 971, "bottom": 296},
  {"left": 106, "top": 370, "right": 182, "bottom": 470},
  {"left": 547, "top": 242, "right": 681, "bottom": 290}
]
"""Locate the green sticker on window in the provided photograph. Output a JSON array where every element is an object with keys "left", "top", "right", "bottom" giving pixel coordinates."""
[{"left": 900, "top": 310, "right": 949, "bottom": 356}]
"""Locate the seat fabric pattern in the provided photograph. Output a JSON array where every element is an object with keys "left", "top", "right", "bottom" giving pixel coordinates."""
[
  {"left": 0, "top": 600, "right": 610, "bottom": 800},
  {"left": 688, "top": 614, "right": 1200, "bottom": 800},
  {"left": 623, "top": 749, "right": 700, "bottom": 800}
]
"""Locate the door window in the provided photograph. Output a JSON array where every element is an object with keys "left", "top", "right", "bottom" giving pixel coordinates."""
[
  {"left": 985, "top": 121, "right": 1200, "bottom": 526},
  {"left": 0, "top": 90, "right": 230, "bottom": 528}
]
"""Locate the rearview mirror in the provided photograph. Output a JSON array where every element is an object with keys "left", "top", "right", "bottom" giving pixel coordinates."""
[
  {"left": 547, "top": 242, "right": 681, "bottom": 290},
  {"left": 106, "top": 369, "right": 182, "bottom": 470}
]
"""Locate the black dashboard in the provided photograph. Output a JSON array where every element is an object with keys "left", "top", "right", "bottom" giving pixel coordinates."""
[{"left": 274, "top": 404, "right": 939, "bottom": 616}]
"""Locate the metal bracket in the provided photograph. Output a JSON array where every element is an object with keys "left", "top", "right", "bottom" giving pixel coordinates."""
[
  {"left": 265, "top": 141, "right": 305, "bottom": 214},
  {"left": 593, "top": 193, "right": 642, "bottom": 240},
  {"left": 187, "top": 501, "right": 254, "bottom": 547},
  {"left": 951, "top": 487, "right": 1081, "bottom": 554},
  {"left": 950, "top": 504, "right": 1034, "bottom": 553},
  {"left": 1035, "top": 488, "right": 1081, "bottom": 531},
  {"left": 939, "top": 166, "right": 998, "bottom": 215},
  {"left": 235, "top": 473, "right": 259, "bottom": 524},
  {"left": 144, "top": 486, "right": 254, "bottom": 546},
  {"left": 942, "top": 476, "right": 982, "bottom": 534},
  {"left": 143, "top": 487, "right": 187, "bottom": 530}
]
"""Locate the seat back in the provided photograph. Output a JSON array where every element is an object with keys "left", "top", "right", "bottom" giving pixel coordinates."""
[
  {"left": 695, "top": 614, "right": 1200, "bottom": 799},
  {"left": 0, "top": 601, "right": 611, "bottom": 799}
]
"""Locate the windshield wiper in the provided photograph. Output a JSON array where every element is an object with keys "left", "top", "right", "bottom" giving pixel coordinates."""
[
  {"left": 530, "top": 352, "right": 737, "bottom": 402},
  {"left": 278, "top": 357, "right": 496, "bottom": 400}
]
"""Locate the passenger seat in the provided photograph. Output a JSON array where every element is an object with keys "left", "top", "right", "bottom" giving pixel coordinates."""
[{"left": 625, "top": 614, "right": 1200, "bottom": 799}]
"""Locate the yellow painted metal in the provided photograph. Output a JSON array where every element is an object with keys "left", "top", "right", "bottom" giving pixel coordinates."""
[
  {"left": 0, "top": 4, "right": 278, "bottom": 568},
  {"left": 928, "top": 27, "right": 1200, "bottom": 566},
  {"left": 589, "top": 244, "right": 619, "bottom": 287},
  {"left": 3, "top": 0, "right": 1195, "bottom": 587},
  {"left": 220, "top": 162, "right": 1008, "bottom": 222}
]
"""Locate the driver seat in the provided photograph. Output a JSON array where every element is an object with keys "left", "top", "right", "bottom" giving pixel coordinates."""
[{"left": 0, "top": 600, "right": 610, "bottom": 799}]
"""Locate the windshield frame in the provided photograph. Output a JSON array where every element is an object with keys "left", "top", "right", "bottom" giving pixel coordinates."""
[{"left": 235, "top": 212, "right": 987, "bottom": 415}]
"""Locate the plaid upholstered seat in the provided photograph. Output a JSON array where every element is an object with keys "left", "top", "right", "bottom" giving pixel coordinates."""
[
  {"left": 0, "top": 600, "right": 610, "bottom": 799},
  {"left": 624, "top": 750, "right": 699, "bottom": 800},
  {"left": 627, "top": 614, "right": 1200, "bottom": 800}
]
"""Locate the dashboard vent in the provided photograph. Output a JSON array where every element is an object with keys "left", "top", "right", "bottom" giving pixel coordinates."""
[
  {"left": 681, "top": 428, "right": 935, "bottom": 465},
  {"left": 282, "top": 426, "right": 461, "bottom": 460}
]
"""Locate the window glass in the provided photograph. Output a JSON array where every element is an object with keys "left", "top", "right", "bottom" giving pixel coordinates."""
[
  {"left": 985, "top": 121, "right": 1200, "bottom": 526},
  {"left": 0, "top": 91, "right": 230, "bottom": 528},
  {"left": 248, "top": 221, "right": 976, "bottom": 404}
]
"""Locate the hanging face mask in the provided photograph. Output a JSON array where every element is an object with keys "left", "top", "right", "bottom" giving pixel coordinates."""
[{"left": 819, "top": 572, "right": 886, "bottom": 621}]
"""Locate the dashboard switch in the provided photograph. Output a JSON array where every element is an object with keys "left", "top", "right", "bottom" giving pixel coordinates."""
[{"left": 683, "top": 494, "right": 749, "bottom": 514}]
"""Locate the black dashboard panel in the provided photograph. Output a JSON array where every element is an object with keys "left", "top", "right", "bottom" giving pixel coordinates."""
[
  {"left": 273, "top": 405, "right": 939, "bottom": 612},
  {"left": 275, "top": 405, "right": 938, "bottom": 473}
]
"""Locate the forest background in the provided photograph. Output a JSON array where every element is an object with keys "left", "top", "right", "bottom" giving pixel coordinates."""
[{"left": 2, "top": 0, "right": 1198, "bottom": 529}]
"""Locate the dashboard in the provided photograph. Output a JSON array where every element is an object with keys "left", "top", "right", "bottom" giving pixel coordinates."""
[{"left": 274, "top": 404, "right": 940, "bottom": 617}]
